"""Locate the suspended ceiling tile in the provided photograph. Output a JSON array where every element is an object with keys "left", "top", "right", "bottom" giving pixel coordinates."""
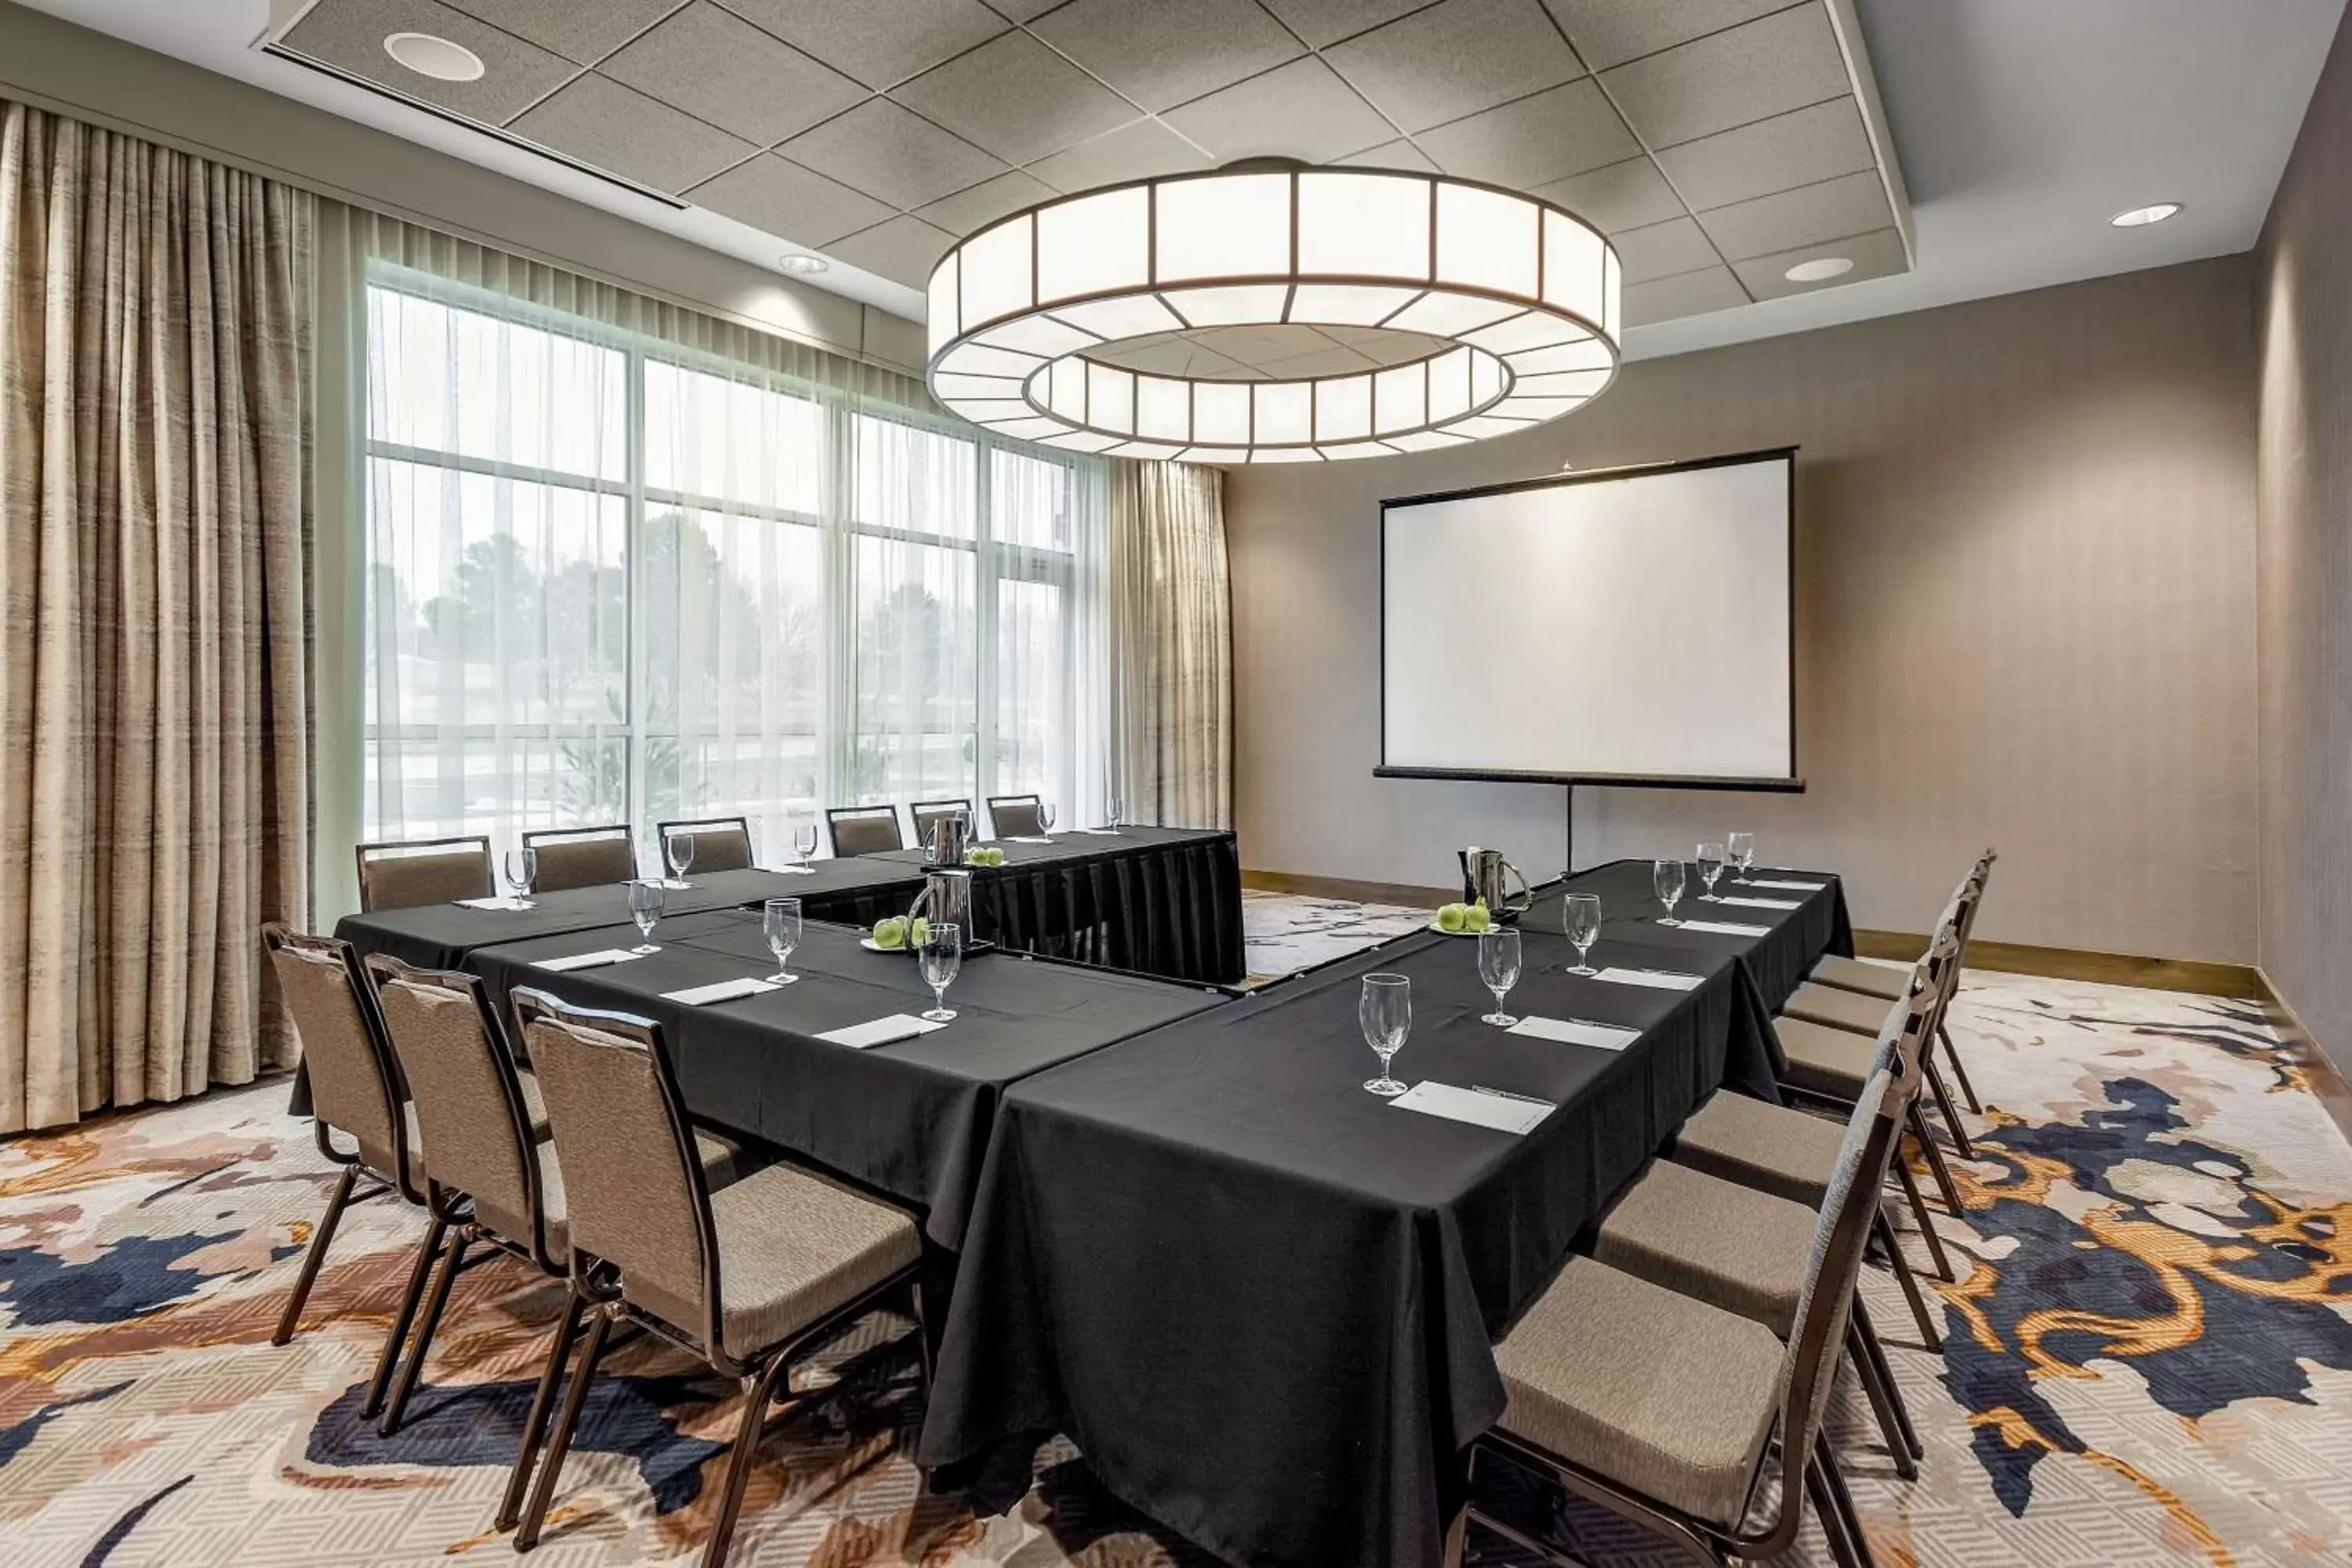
[
  {"left": 826, "top": 214, "right": 959, "bottom": 287},
  {"left": 1162, "top": 56, "right": 1396, "bottom": 165},
  {"left": 282, "top": 0, "right": 579, "bottom": 125},
  {"left": 1026, "top": 117, "right": 1213, "bottom": 192},
  {"left": 1608, "top": 215, "right": 1722, "bottom": 283},
  {"left": 1541, "top": 0, "right": 1807, "bottom": 73},
  {"left": 981, "top": 0, "right": 1062, "bottom": 19},
  {"left": 441, "top": 0, "right": 683, "bottom": 64},
  {"left": 1621, "top": 264, "right": 1748, "bottom": 326},
  {"left": 916, "top": 170, "right": 1058, "bottom": 238},
  {"left": 1417, "top": 78, "right": 1637, "bottom": 190},
  {"left": 1254, "top": 343, "right": 1380, "bottom": 379},
  {"left": 510, "top": 74, "right": 755, "bottom": 191},
  {"left": 601, "top": 2, "right": 865, "bottom": 145},
  {"left": 891, "top": 31, "right": 1136, "bottom": 165},
  {"left": 780, "top": 97, "right": 1007, "bottom": 209},
  {"left": 1032, "top": 0, "right": 1303, "bottom": 114},
  {"left": 1697, "top": 169, "right": 1893, "bottom": 262},
  {"left": 1602, "top": 3, "right": 1851, "bottom": 151},
  {"left": 1532, "top": 155, "right": 1687, "bottom": 233},
  {"left": 1652, "top": 96, "right": 1873, "bottom": 211},
  {"left": 1330, "top": 140, "right": 1441, "bottom": 172},
  {"left": 686, "top": 153, "right": 895, "bottom": 245},
  {"left": 710, "top": 0, "right": 1007, "bottom": 89},
  {"left": 1087, "top": 336, "right": 1254, "bottom": 378},
  {"left": 1731, "top": 224, "right": 1907, "bottom": 299},
  {"left": 1258, "top": 0, "right": 1436, "bottom": 49},
  {"left": 1323, "top": 0, "right": 1584, "bottom": 135}
]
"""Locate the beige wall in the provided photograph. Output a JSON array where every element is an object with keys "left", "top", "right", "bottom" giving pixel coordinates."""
[
  {"left": 1229, "top": 257, "right": 2259, "bottom": 962},
  {"left": 2256, "top": 9, "right": 2352, "bottom": 1065}
]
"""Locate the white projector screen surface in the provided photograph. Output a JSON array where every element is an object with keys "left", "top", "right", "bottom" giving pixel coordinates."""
[{"left": 1381, "top": 453, "right": 1795, "bottom": 783}]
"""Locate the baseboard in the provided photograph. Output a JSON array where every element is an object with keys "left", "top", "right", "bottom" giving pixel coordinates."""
[
  {"left": 2253, "top": 971, "right": 2352, "bottom": 1147},
  {"left": 1242, "top": 868, "right": 1454, "bottom": 909},
  {"left": 1852, "top": 927, "right": 2267, "bottom": 1000}
]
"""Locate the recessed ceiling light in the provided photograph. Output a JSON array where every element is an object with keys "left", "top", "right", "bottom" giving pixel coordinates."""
[
  {"left": 2111, "top": 202, "right": 2183, "bottom": 228},
  {"left": 1784, "top": 256, "right": 1853, "bottom": 283},
  {"left": 383, "top": 32, "right": 485, "bottom": 82},
  {"left": 778, "top": 253, "right": 829, "bottom": 276},
  {"left": 1559, "top": 460, "right": 1577, "bottom": 471}
]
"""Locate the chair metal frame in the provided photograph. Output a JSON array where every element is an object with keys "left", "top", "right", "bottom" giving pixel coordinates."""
[
  {"left": 354, "top": 834, "right": 493, "bottom": 912},
  {"left": 655, "top": 815, "right": 755, "bottom": 873},
  {"left": 519, "top": 824, "right": 637, "bottom": 892},
  {"left": 984, "top": 793, "right": 1045, "bottom": 838},
  {"left": 910, "top": 797, "right": 973, "bottom": 846},
  {"left": 825, "top": 803, "right": 906, "bottom": 856}
]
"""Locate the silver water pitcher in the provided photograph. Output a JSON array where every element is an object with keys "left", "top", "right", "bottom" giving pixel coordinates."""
[
  {"left": 1458, "top": 846, "right": 1532, "bottom": 920},
  {"left": 926, "top": 809, "right": 973, "bottom": 867},
  {"left": 908, "top": 866, "right": 975, "bottom": 937}
]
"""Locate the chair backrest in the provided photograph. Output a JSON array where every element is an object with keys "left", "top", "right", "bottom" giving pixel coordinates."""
[
  {"left": 826, "top": 804, "right": 904, "bottom": 857},
  {"left": 657, "top": 817, "right": 754, "bottom": 873},
  {"left": 356, "top": 836, "right": 493, "bottom": 912},
  {"left": 368, "top": 956, "right": 554, "bottom": 1269},
  {"left": 262, "top": 924, "right": 414, "bottom": 1196},
  {"left": 513, "top": 988, "right": 721, "bottom": 1350},
  {"left": 986, "top": 794, "right": 1044, "bottom": 837},
  {"left": 522, "top": 826, "right": 637, "bottom": 892},
  {"left": 911, "top": 799, "right": 971, "bottom": 846}
]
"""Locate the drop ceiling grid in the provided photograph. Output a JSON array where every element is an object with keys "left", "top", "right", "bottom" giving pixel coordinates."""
[{"left": 275, "top": 0, "right": 1905, "bottom": 323}]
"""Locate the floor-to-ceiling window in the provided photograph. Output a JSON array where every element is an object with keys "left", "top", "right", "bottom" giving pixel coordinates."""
[{"left": 360, "top": 267, "right": 1105, "bottom": 860}]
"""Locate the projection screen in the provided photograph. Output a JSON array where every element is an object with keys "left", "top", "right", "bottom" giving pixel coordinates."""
[{"left": 1378, "top": 448, "right": 1798, "bottom": 787}]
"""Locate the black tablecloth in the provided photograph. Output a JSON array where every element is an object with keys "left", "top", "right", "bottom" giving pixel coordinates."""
[
  {"left": 468, "top": 912, "right": 1222, "bottom": 1248},
  {"left": 920, "top": 863, "right": 1849, "bottom": 1568},
  {"left": 840, "top": 826, "right": 1246, "bottom": 986}
]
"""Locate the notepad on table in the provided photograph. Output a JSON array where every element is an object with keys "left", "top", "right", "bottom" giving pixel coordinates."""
[
  {"left": 817, "top": 1014, "right": 947, "bottom": 1049},
  {"left": 1508, "top": 1015, "right": 1641, "bottom": 1051},
  {"left": 531, "top": 949, "right": 641, "bottom": 973},
  {"left": 456, "top": 895, "right": 532, "bottom": 911},
  {"left": 1677, "top": 919, "right": 1772, "bottom": 938},
  {"left": 1007, "top": 836, "right": 1054, "bottom": 844},
  {"left": 1592, "top": 966, "right": 1704, "bottom": 992},
  {"left": 662, "top": 976, "right": 778, "bottom": 1006},
  {"left": 1719, "top": 895, "right": 1802, "bottom": 910},
  {"left": 1069, "top": 827, "right": 1123, "bottom": 835},
  {"left": 1745, "top": 878, "right": 1826, "bottom": 891},
  {"left": 1390, "top": 1080, "right": 1554, "bottom": 1134}
]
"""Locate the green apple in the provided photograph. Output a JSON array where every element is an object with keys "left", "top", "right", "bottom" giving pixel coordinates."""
[
  {"left": 1437, "top": 902, "right": 1468, "bottom": 933},
  {"left": 1466, "top": 899, "right": 1491, "bottom": 933},
  {"left": 911, "top": 916, "right": 931, "bottom": 946},
  {"left": 872, "top": 916, "right": 907, "bottom": 949}
]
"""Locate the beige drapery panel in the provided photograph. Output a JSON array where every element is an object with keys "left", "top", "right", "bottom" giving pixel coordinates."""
[
  {"left": 0, "top": 100, "right": 312, "bottom": 1134},
  {"left": 1109, "top": 460, "right": 1232, "bottom": 829}
]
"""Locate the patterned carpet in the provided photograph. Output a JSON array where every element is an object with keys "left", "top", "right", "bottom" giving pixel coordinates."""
[{"left": 5, "top": 928, "right": 2350, "bottom": 1566}]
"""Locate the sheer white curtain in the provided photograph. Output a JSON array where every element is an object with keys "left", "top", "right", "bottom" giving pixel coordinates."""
[{"left": 351, "top": 216, "right": 1109, "bottom": 866}]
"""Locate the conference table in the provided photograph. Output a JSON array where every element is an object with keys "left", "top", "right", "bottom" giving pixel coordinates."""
[{"left": 919, "top": 860, "right": 1853, "bottom": 1568}]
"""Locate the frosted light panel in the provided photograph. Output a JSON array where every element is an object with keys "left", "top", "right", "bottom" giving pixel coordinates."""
[{"left": 1381, "top": 454, "right": 1795, "bottom": 781}]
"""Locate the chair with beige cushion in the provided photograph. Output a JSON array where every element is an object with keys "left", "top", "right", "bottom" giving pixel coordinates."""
[
  {"left": 911, "top": 798, "right": 972, "bottom": 849},
  {"left": 260, "top": 925, "right": 439, "bottom": 1427},
  {"left": 657, "top": 816, "right": 755, "bottom": 874},
  {"left": 1811, "top": 850, "right": 1996, "bottom": 1114},
  {"left": 510, "top": 989, "right": 925, "bottom": 1567},
  {"left": 521, "top": 825, "right": 637, "bottom": 892},
  {"left": 1451, "top": 1044, "right": 1914, "bottom": 1568},
  {"left": 826, "top": 804, "right": 904, "bottom": 857},
  {"left": 355, "top": 835, "right": 494, "bottom": 912},
  {"left": 985, "top": 794, "right": 1045, "bottom": 838}
]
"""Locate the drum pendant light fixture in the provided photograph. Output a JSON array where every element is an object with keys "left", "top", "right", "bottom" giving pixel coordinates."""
[{"left": 924, "top": 161, "right": 1621, "bottom": 463}]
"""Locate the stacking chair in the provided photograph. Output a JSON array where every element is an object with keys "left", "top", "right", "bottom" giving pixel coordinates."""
[
  {"left": 510, "top": 989, "right": 926, "bottom": 1566},
  {"left": 260, "top": 925, "right": 441, "bottom": 1425},
  {"left": 657, "top": 816, "right": 756, "bottom": 873},
  {"left": 1451, "top": 1041, "right": 1915, "bottom": 1568},
  {"left": 355, "top": 835, "right": 493, "bottom": 912},
  {"left": 911, "top": 798, "right": 972, "bottom": 847},
  {"left": 826, "top": 804, "right": 905, "bottom": 857},
  {"left": 1810, "top": 851, "right": 1997, "bottom": 1115},
  {"left": 365, "top": 959, "right": 751, "bottom": 1528},
  {"left": 521, "top": 825, "right": 637, "bottom": 892},
  {"left": 1583, "top": 945, "right": 1952, "bottom": 1484},
  {"left": 985, "top": 793, "right": 1045, "bottom": 837}
]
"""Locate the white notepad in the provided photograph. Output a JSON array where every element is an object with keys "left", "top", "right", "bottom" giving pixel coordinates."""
[
  {"left": 531, "top": 949, "right": 641, "bottom": 972},
  {"left": 1719, "top": 895, "right": 1802, "bottom": 910},
  {"left": 1745, "top": 878, "right": 1826, "bottom": 891},
  {"left": 1007, "top": 836, "right": 1054, "bottom": 844},
  {"left": 1677, "top": 919, "right": 1772, "bottom": 938},
  {"left": 1508, "top": 1015, "right": 1640, "bottom": 1051},
  {"left": 456, "top": 895, "right": 532, "bottom": 911},
  {"left": 1390, "top": 1081, "right": 1553, "bottom": 1134},
  {"left": 662, "top": 976, "right": 778, "bottom": 1006},
  {"left": 1592, "top": 966, "right": 1704, "bottom": 992},
  {"left": 817, "top": 1013, "right": 947, "bottom": 1049}
]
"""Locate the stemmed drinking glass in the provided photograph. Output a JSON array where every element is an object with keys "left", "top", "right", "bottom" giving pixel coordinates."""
[
  {"left": 762, "top": 897, "right": 802, "bottom": 984},
  {"left": 1563, "top": 893, "right": 1603, "bottom": 977},
  {"left": 626, "top": 879, "right": 665, "bottom": 953},
  {"left": 1104, "top": 793, "right": 1123, "bottom": 829},
  {"left": 664, "top": 831, "right": 695, "bottom": 888},
  {"left": 1038, "top": 802, "right": 1057, "bottom": 834},
  {"left": 1478, "top": 927, "right": 1522, "bottom": 1026},
  {"left": 1653, "top": 858, "right": 1686, "bottom": 927},
  {"left": 1697, "top": 841, "right": 1728, "bottom": 902},
  {"left": 503, "top": 846, "right": 538, "bottom": 908},
  {"left": 1728, "top": 831, "right": 1756, "bottom": 885},
  {"left": 1359, "top": 973, "right": 1411, "bottom": 1096},
  {"left": 919, "top": 921, "right": 963, "bottom": 1022},
  {"left": 792, "top": 822, "right": 819, "bottom": 868}
]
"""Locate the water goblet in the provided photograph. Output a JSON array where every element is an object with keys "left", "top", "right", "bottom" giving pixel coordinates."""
[
  {"left": 919, "top": 921, "right": 963, "bottom": 1022},
  {"left": 1360, "top": 973, "right": 1411, "bottom": 1096},
  {"left": 1653, "top": 858, "right": 1686, "bottom": 927},
  {"left": 503, "top": 846, "right": 538, "bottom": 908},
  {"left": 1728, "top": 830, "right": 1756, "bottom": 884},
  {"left": 1564, "top": 893, "right": 1602, "bottom": 978},
  {"left": 626, "top": 879, "right": 665, "bottom": 953},
  {"left": 663, "top": 830, "right": 695, "bottom": 888},
  {"left": 1478, "top": 927, "right": 1522, "bottom": 1026},
  {"left": 1697, "top": 842, "right": 1727, "bottom": 902},
  {"left": 762, "top": 897, "right": 802, "bottom": 984}
]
